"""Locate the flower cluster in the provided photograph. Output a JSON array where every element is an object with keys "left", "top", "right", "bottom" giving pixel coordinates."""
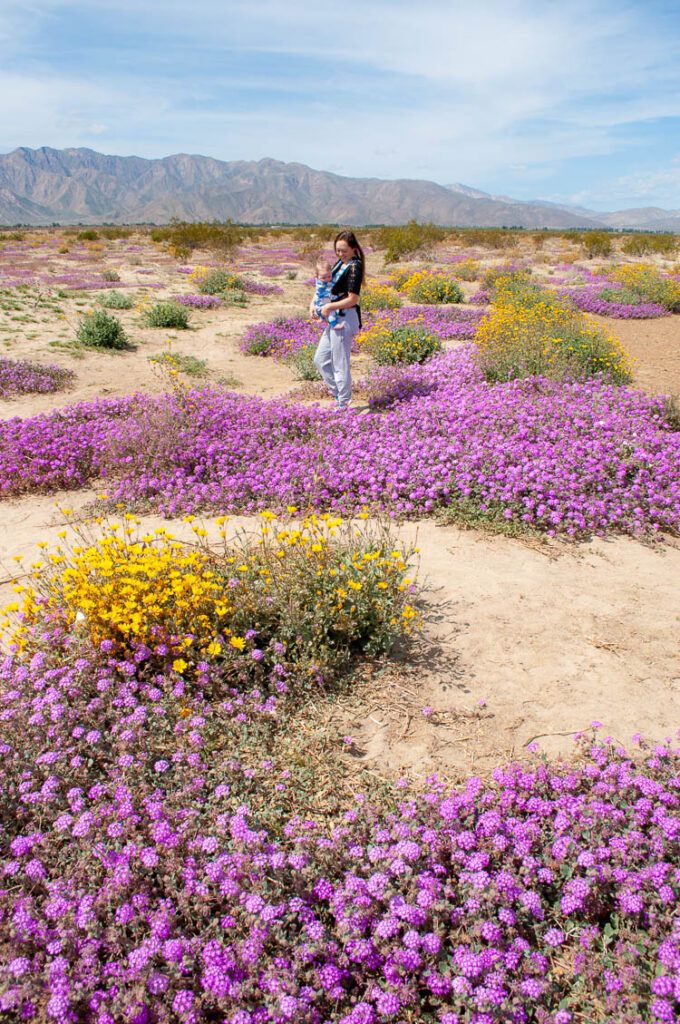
[
  {"left": 241, "top": 280, "right": 284, "bottom": 297},
  {"left": 0, "top": 631, "right": 677, "bottom": 1024},
  {"left": 357, "top": 322, "right": 443, "bottom": 365},
  {"left": 171, "top": 293, "right": 223, "bottom": 308},
  {"left": 557, "top": 285, "right": 670, "bottom": 319},
  {"left": 4, "top": 513, "right": 416, "bottom": 675},
  {"left": 475, "top": 287, "right": 632, "bottom": 385},
  {"left": 607, "top": 263, "right": 680, "bottom": 311},
  {"left": 0, "top": 357, "right": 74, "bottom": 398},
  {"left": 1, "top": 348, "right": 678, "bottom": 535},
  {"left": 241, "top": 317, "right": 322, "bottom": 357},
  {"left": 397, "top": 269, "right": 464, "bottom": 304},
  {"left": 357, "top": 306, "right": 485, "bottom": 344},
  {"left": 360, "top": 283, "right": 402, "bottom": 312}
]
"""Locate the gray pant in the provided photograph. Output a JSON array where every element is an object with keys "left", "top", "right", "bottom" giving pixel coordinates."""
[{"left": 313, "top": 307, "right": 360, "bottom": 405}]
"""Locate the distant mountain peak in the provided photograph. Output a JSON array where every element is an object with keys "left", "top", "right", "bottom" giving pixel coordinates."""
[{"left": 0, "top": 147, "right": 678, "bottom": 230}]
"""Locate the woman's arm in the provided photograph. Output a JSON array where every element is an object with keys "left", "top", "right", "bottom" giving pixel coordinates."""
[{"left": 320, "top": 291, "right": 359, "bottom": 317}]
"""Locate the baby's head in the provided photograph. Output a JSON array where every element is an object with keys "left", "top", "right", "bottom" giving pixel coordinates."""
[{"left": 316, "top": 258, "right": 333, "bottom": 282}]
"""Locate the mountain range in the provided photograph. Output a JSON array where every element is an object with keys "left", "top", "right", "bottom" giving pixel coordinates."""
[{"left": 1, "top": 146, "right": 678, "bottom": 232}]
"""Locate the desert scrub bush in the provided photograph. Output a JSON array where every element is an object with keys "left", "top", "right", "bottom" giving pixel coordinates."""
[
  {"left": 649, "top": 232, "right": 678, "bottom": 255},
  {"left": 76, "top": 309, "right": 129, "bottom": 350},
  {"left": 482, "top": 264, "right": 532, "bottom": 291},
  {"left": 4, "top": 513, "right": 417, "bottom": 678},
  {"left": 454, "top": 227, "right": 518, "bottom": 249},
  {"left": 375, "top": 220, "right": 449, "bottom": 262},
  {"left": 402, "top": 269, "right": 464, "bottom": 304},
  {"left": 285, "top": 343, "right": 321, "bottom": 381},
  {"left": 608, "top": 263, "right": 680, "bottom": 311},
  {"left": 475, "top": 291, "right": 632, "bottom": 384},
  {"left": 387, "top": 267, "right": 424, "bottom": 290},
  {"left": 189, "top": 265, "right": 245, "bottom": 295},
  {"left": 360, "top": 282, "right": 402, "bottom": 312},
  {"left": 220, "top": 286, "right": 248, "bottom": 307},
  {"left": 76, "top": 228, "right": 99, "bottom": 241},
  {"left": 101, "top": 268, "right": 121, "bottom": 282},
  {"left": 452, "top": 257, "right": 480, "bottom": 281},
  {"left": 150, "top": 219, "right": 245, "bottom": 256},
  {"left": 142, "top": 300, "right": 190, "bottom": 329},
  {"left": 621, "top": 234, "right": 654, "bottom": 257},
  {"left": 99, "top": 289, "right": 135, "bottom": 309},
  {"left": 622, "top": 232, "right": 678, "bottom": 257},
  {"left": 578, "top": 230, "right": 614, "bottom": 258},
  {"left": 149, "top": 351, "right": 208, "bottom": 377},
  {"left": 359, "top": 321, "right": 443, "bottom": 365},
  {"left": 98, "top": 225, "right": 133, "bottom": 240}
]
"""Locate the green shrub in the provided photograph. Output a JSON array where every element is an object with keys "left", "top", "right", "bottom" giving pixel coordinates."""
[
  {"left": 649, "top": 233, "right": 678, "bottom": 255},
  {"left": 197, "top": 268, "right": 243, "bottom": 295},
  {"left": 482, "top": 265, "right": 532, "bottom": 291},
  {"left": 77, "top": 229, "right": 99, "bottom": 241},
  {"left": 598, "top": 286, "right": 645, "bottom": 305},
  {"left": 99, "top": 226, "right": 133, "bottom": 240},
  {"left": 452, "top": 258, "right": 480, "bottom": 281},
  {"left": 150, "top": 220, "right": 245, "bottom": 256},
  {"left": 220, "top": 286, "right": 248, "bottom": 307},
  {"left": 243, "top": 332, "right": 272, "bottom": 356},
  {"left": 579, "top": 231, "right": 613, "bottom": 258},
  {"left": 99, "top": 290, "right": 135, "bottom": 310},
  {"left": 149, "top": 352, "right": 208, "bottom": 377},
  {"left": 453, "top": 228, "right": 518, "bottom": 249},
  {"left": 101, "top": 269, "right": 121, "bottom": 282},
  {"left": 360, "top": 322, "right": 443, "bottom": 365},
  {"left": 621, "top": 235, "right": 652, "bottom": 257},
  {"left": 76, "top": 310, "right": 128, "bottom": 350},
  {"left": 622, "top": 233, "right": 678, "bottom": 257},
  {"left": 376, "top": 220, "right": 449, "bottom": 262},
  {"left": 142, "top": 301, "right": 190, "bottom": 329},
  {"left": 285, "top": 343, "right": 321, "bottom": 381}
]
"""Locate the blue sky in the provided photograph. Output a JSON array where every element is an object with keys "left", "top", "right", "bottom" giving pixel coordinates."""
[{"left": 1, "top": 0, "right": 679, "bottom": 211}]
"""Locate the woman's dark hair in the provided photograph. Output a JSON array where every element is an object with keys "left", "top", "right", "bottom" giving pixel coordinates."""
[{"left": 334, "top": 229, "right": 365, "bottom": 285}]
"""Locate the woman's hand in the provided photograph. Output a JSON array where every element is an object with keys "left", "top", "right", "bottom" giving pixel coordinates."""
[{"left": 320, "top": 304, "right": 333, "bottom": 319}]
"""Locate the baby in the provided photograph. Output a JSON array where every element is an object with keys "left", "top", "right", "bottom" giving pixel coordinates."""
[{"left": 310, "top": 258, "right": 342, "bottom": 329}]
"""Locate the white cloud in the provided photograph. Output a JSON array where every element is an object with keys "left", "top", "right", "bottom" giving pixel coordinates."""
[
  {"left": 0, "top": 1, "right": 678, "bottom": 207},
  {"left": 566, "top": 157, "right": 680, "bottom": 208}
]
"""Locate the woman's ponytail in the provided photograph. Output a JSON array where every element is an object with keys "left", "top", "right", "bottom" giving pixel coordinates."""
[{"left": 334, "top": 229, "right": 365, "bottom": 285}]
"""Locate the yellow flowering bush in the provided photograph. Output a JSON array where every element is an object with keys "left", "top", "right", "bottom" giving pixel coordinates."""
[
  {"left": 189, "top": 265, "right": 244, "bottom": 294},
  {"left": 357, "top": 317, "right": 442, "bottom": 365},
  {"left": 475, "top": 289, "right": 632, "bottom": 384},
  {"left": 401, "top": 269, "right": 464, "bottom": 304},
  {"left": 387, "top": 268, "right": 423, "bottom": 291},
  {"left": 360, "top": 282, "right": 402, "bottom": 312},
  {"left": 607, "top": 263, "right": 680, "bottom": 311},
  {"left": 482, "top": 266, "right": 532, "bottom": 292},
  {"left": 3, "top": 513, "right": 418, "bottom": 680},
  {"left": 453, "top": 258, "right": 480, "bottom": 282}
]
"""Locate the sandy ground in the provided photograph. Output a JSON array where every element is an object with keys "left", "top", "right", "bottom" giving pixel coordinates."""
[{"left": 1, "top": 234, "right": 679, "bottom": 779}]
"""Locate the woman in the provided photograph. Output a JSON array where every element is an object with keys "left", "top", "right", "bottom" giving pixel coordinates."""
[{"left": 312, "top": 229, "right": 365, "bottom": 410}]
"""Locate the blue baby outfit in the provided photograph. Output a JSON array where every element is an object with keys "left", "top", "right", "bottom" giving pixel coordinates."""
[{"left": 314, "top": 278, "right": 342, "bottom": 328}]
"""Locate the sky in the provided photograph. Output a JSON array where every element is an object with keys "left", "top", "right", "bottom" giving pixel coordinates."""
[{"left": 1, "top": 0, "right": 679, "bottom": 211}]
